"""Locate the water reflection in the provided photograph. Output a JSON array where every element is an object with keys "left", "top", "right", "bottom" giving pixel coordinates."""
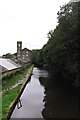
[
  {"left": 11, "top": 67, "right": 48, "bottom": 118},
  {"left": 11, "top": 67, "right": 80, "bottom": 119},
  {"left": 33, "top": 67, "right": 48, "bottom": 78},
  {"left": 39, "top": 74, "right": 80, "bottom": 119}
]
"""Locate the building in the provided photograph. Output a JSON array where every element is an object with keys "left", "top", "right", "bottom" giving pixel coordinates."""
[
  {"left": 2, "top": 41, "right": 32, "bottom": 66},
  {"left": 0, "top": 58, "right": 21, "bottom": 74},
  {"left": 17, "top": 41, "right": 32, "bottom": 65}
]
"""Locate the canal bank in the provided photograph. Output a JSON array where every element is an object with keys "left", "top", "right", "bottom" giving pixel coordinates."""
[{"left": 2, "top": 65, "right": 34, "bottom": 120}]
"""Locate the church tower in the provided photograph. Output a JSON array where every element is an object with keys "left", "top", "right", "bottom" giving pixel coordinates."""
[{"left": 17, "top": 41, "right": 22, "bottom": 60}]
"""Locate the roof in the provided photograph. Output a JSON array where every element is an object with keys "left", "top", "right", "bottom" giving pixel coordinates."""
[
  {"left": 7, "top": 59, "right": 20, "bottom": 68},
  {"left": 22, "top": 48, "right": 31, "bottom": 52},
  {"left": 0, "top": 65, "right": 8, "bottom": 73},
  {"left": 0, "top": 58, "right": 21, "bottom": 74}
]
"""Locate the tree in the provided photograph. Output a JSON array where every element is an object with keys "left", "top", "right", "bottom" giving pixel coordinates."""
[{"left": 32, "top": 2, "right": 80, "bottom": 87}]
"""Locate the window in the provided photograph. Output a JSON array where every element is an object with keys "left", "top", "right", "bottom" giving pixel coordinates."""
[
  {"left": 23, "top": 55, "right": 25, "bottom": 59},
  {"left": 18, "top": 44, "right": 20, "bottom": 47}
]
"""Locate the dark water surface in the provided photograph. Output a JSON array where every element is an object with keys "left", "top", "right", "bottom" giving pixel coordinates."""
[{"left": 11, "top": 67, "right": 80, "bottom": 119}]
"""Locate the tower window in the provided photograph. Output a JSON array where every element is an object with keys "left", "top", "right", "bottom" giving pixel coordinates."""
[{"left": 18, "top": 44, "right": 20, "bottom": 47}]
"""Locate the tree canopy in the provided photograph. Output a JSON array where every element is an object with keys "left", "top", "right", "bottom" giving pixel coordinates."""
[{"left": 32, "top": 2, "right": 79, "bottom": 88}]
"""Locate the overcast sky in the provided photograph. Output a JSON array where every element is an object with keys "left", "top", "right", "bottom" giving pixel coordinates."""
[{"left": 0, "top": 0, "right": 70, "bottom": 56}]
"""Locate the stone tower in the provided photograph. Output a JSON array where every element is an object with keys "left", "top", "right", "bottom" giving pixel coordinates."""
[{"left": 17, "top": 41, "right": 22, "bottom": 60}]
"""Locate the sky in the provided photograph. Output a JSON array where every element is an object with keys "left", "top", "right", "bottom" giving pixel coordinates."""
[{"left": 0, "top": 0, "right": 70, "bottom": 56}]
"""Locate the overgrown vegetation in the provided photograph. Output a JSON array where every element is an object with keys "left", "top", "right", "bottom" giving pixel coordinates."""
[
  {"left": 2, "top": 65, "right": 32, "bottom": 90},
  {"left": 0, "top": 94, "right": 2, "bottom": 119},
  {"left": 2, "top": 86, "right": 20, "bottom": 119},
  {"left": 0, "top": 69, "right": 20, "bottom": 81},
  {"left": 32, "top": 2, "right": 79, "bottom": 88},
  {"left": 0, "top": 65, "right": 33, "bottom": 120}
]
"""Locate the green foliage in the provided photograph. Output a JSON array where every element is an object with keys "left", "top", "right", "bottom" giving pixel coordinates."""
[
  {"left": 32, "top": 49, "right": 40, "bottom": 65},
  {"left": 2, "top": 53, "right": 13, "bottom": 59},
  {"left": 1, "top": 65, "right": 33, "bottom": 119},
  {"left": 0, "top": 94, "right": 2, "bottom": 120},
  {"left": 0, "top": 69, "right": 20, "bottom": 80},
  {"left": 2, "top": 66, "right": 32, "bottom": 90},
  {"left": 2, "top": 86, "right": 20, "bottom": 119},
  {"left": 33, "top": 2, "right": 79, "bottom": 87}
]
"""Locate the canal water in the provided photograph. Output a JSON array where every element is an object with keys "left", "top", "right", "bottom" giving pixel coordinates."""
[
  {"left": 11, "top": 67, "right": 48, "bottom": 118},
  {"left": 11, "top": 67, "right": 80, "bottom": 119}
]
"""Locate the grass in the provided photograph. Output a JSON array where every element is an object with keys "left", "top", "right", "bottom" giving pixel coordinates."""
[
  {"left": 2, "top": 65, "right": 32, "bottom": 90},
  {"left": 2, "top": 86, "right": 21, "bottom": 119},
  {"left": 0, "top": 85, "right": 2, "bottom": 91},
  {"left": 1, "top": 65, "right": 33, "bottom": 119},
  {"left": 0, "top": 69, "right": 20, "bottom": 81},
  {"left": 2, "top": 72, "right": 23, "bottom": 90},
  {"left": 0, "top": 94, "right": 2, "bottom": 120}
]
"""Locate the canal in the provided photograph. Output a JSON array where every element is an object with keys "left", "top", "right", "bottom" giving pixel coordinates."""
[{"left": 11, "top": 67, "right": 80, "bottom": 119}]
